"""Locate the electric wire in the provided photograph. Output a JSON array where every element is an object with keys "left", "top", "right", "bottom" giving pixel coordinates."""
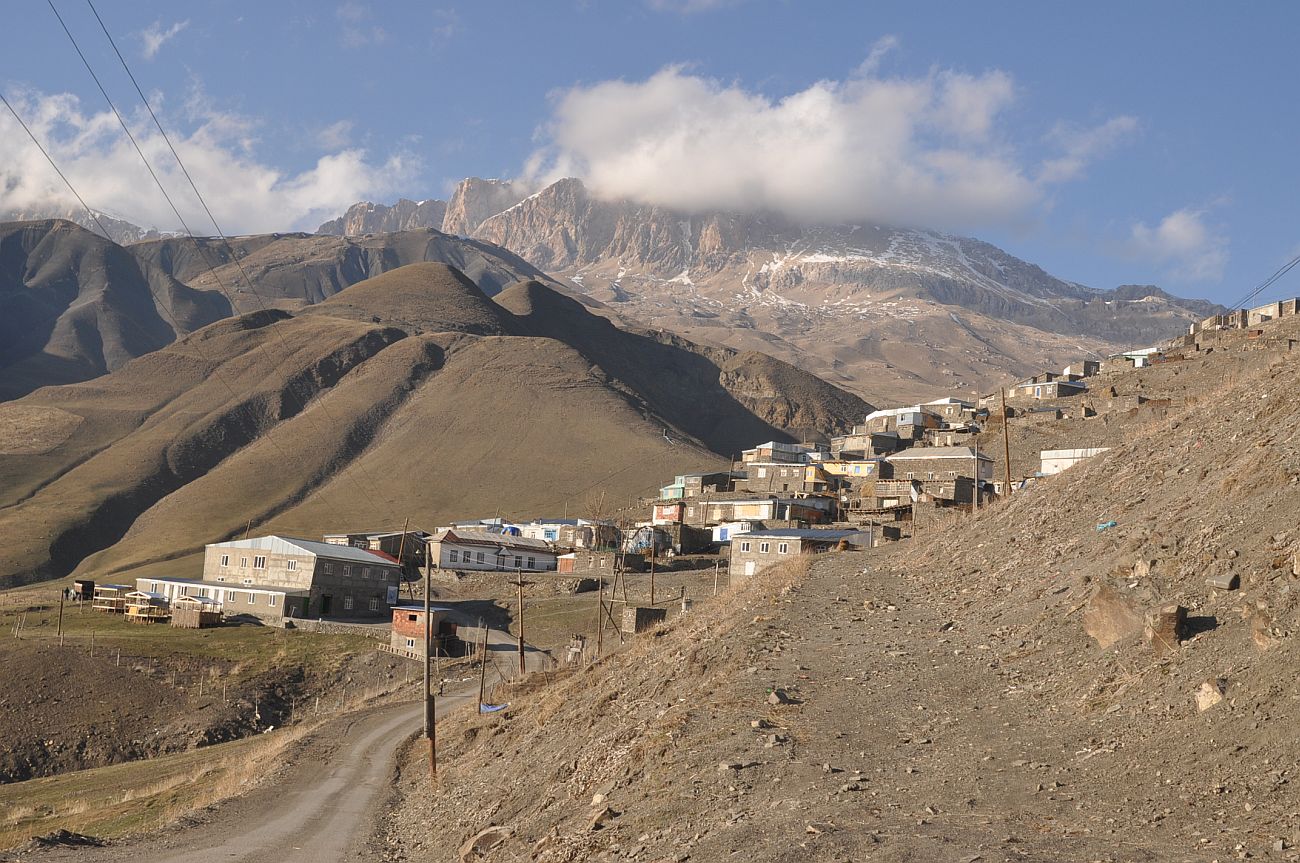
[
  {"left": 48, "top": 0, "right": 393, "bottom": 521},
  {"left": 81, "top": 0, "right": 400, "bottom": 515}
]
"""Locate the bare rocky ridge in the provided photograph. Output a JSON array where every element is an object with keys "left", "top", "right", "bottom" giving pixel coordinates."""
[
  {"left": 316, "top": 198, "right": 448, "bottom": 236},
  {"left": 319, "top": 177, "right": 1221, "bottom": 402},
  {"left": 0, "top": 262, "right": 868, "bottom": 588},
  {"left": 440, "top": 177, "right": 526, "bottom": 237}
]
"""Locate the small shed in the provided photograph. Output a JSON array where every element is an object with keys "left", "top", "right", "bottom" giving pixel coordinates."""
[
  {"left": 170, "top": 595, "right": 222, "bottom": 629},
  {"left": 124, "top": 591, "right": 169, "bottom": 624},
  {"left": 72, "top": 579, "right": 95, "bottom": 601},
  {"left": 92, "top": 583, "right": 131, "bottom": 613},
  {"left": 621, "top": 605, "right": 667, "bottom": 634}
]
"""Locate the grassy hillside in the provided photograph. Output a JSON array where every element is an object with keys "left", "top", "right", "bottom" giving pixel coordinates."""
[{"left": 0, "top": 262, "right": 868, "bottom": 588}]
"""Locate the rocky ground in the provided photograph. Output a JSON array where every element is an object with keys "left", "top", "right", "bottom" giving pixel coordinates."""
[{"left": 379, "top": 321, "right": 1300, "bottom": 862}]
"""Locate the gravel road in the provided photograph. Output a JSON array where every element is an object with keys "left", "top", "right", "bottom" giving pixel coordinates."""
[{"left": 24, "top": 630, "right": 540, "bottom": 863}]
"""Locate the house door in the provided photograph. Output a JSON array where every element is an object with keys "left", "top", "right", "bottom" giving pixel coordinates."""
[
  {"left": 320, "top": 594, "right": 333, "bottom": 616},
  {"left": 744, "top": 561, "right": 756, "bottom": 577}
]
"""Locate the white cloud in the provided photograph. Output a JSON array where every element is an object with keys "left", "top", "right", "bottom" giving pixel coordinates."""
[
  {"left": 1127, "top": 207, "right": 1228, "bottom": 282},
  {"left": 1038, "top": 115, "right": 1139, "bottom": 183},
  {"left": 140, "top": 19, "right": 188, "bottom": 60},
  {"left": 336, "top": 2, "right": 387, "bottom": 47},
  {"left": 525, "top": 63, "right": 1135, "bottom": 232},
  {"left": 0, "top": 89, "right": 417, "bottom": 235},
  {"left": 645, "top": 0, "right": 744, "bottom": 12}
]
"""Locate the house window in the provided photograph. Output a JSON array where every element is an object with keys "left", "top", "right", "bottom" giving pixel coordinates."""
[
  {"left": 476, "top": 551, "right": 485, "bottom": 564},
  {"left": 449, "top": 550, "right": 459, "bottom": 563},
  {"left": 778, "top": 543, "right": 789, "bottom": 554},
  {"left": 247, "top": 592, "right": 255, "bottom": 604},
  {"left": 760, "top": 542, "right": 770, "bottom": 553},
  {"left": 242, "top": 577, "right": 253, "bottom": 585},
  {"left": 343, "top": 565, "right": 351, "bottom": 577},
  {"left": 268, "top": 594, "right": 278, "bottom": 607},
  {"left": 150, "top": 582, "right": 159, "bottom": 592},
  {"left": 757, "top": 468, "right": 767, "bottom": 478},
  {"left": 239, "top": 557, "right": 248, "bottom": 568},
  {"left": 527, "top": 556, "right": 535, "bottom": 569},
  {"left": 219, "top": 554, "right": 229, "bottom": 567},
  {"left": 406, "top": 638, "right": 416, "bottom": 649},
  {"left": 369, "top": 597, "right": 380, "bottom": 611},
  {"left": 286, "top": 559, "right": 297, "bottom": 571},
  {"left": 324, "top": 562, "right": 334, "bottom": 575},
  {"left": 740, "top": 541, "right": 751, "bottom": 552},
  {"left": 407, "top": 614, "right": 418, "bottom": 622},
  {"left": 253, "top": 556, "right": 266, "bottom": 569},
  {"left": 362, "top": 567, "right": 371, "bottom": 579},
  {"left": 514, "top": 556, "right": 523, "bottom": 568},
  {"left": 343, "top": 596, "right": 354, "bottom": 611}
]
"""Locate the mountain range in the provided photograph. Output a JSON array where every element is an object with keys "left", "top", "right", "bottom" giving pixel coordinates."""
[
  {"left": 0, "top": 261, "right": 866, "bottom": 588},
  {"left": 317, "top": 177, "right": 1221, "bottom": 402}
]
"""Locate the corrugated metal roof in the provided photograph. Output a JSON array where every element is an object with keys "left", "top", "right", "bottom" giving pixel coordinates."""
[
  {"left": 206, "top": 535, "right": 399, "bottom": 565},
  {"left": 431, "top": 528, "right": 553, "bottom": 552},
  {"left": 886, "top": 446, "right": 992, "bottom": 461},
  {"left": 739, "top": 529, "right": 867, "bottom": 540}
]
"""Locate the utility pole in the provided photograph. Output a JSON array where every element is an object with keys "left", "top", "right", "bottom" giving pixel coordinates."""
[
  {"left": 595, "top": 575, "right": 604, "bottom": 659},
  {"left": 713, "top": 560, "right": 720, "bottom": 596},
  {"left": 423, "top": 538, "right": 434, "bottom": 780},
  {"left": 972, "top": 389, "right": 980, "bottom": 512},
  {"left": 476, "top": 626, "right": 489, "bottom": 714},
  {"left": 396, "top": 516, "right": 411, "bottom": 580},
  {"left": 514, "top": 571, "right": 529, "bottom": 677},
  {"left": 649, "top": 552, "right": 656, "bottom": 606},
  {"left": 57, "top": 595, "right": 64, "bottom": 643},
  {"left": 1000, "top": 387, "right": 1013, "bottom": 498}
]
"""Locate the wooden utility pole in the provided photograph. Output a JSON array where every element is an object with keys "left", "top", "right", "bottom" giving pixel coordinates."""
[
  {"left": 972, "top": 389, "right": 981, "bottom": 512},
  {"left": 243, "top": 518, "right": 252, "bottom": 540},
  {"left": 56, "top": 596, "right": 64, "bottom": 642},
  {"left": 713, "top": 560, "right": 720, "bottom": 596},
  {"left": 1000, "top": 387, "right": 1013, "bottom": 498},
  {"left": 423, "top": 539, "right": 435, "bottom": 780},
  {"left": 514, "top": 571, "right": 529, "bottom": 677},
  {"left": 595, "top": 576, "right": 604, "bottom": 659},
  {"left": 395, "top": 516, "right": 411, "bottom": 578},
  {"left": 476, "top": 627, "right": 489, "bottom": 714},
  {"left": 649, "top": 553, "right": 656, "bottom": 606}
]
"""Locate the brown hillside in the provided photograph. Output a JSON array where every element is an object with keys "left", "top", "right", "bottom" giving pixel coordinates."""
[
  {"left": 383, "top": 320, "right": 1300, "bottom": 863},
  {"left": 0, "top": 220, "right": 231, "bottom": 400},
  {"left": 0, "top": 262, "right": 865, "bottom": 587}
]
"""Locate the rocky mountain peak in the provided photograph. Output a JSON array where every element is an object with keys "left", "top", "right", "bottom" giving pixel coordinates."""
[
  {"left": 316, "top": 198, "right": 448, "bottom": 236},
  {"left": 441, "top": 178, "right": 527, "bottom": 237}
]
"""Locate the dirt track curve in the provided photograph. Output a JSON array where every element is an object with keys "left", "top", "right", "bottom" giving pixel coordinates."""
[{"left": 25, "top": 629, "right": 542, "bottom": 863}]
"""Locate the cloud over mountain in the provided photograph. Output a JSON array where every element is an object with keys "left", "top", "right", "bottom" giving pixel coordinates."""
[
  {"left": 524, "top": 60, "right": 1136, "bottom": 233},
  {"left": 0, "top": 88, "right": 416, "bottom": 234},
  {"left": 1128, "top": 206, "right": 1229, "bottom": 282}
]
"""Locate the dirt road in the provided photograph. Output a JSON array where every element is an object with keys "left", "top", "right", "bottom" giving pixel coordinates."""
[{"left": 23, "top": 628, "right": 543, "bottom": 863}]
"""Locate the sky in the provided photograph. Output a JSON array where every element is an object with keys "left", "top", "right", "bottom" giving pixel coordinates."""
[{"left": 1, "top": 1, "right": 1297, "bottom": 307}]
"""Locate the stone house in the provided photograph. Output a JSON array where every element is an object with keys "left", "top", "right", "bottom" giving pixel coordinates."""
[
  {"left": 322, "top": 528, "right": 431, "bottom": 574},
  {"left": 680, "top": 494, "right": 834, "bottom": 526},
  {"left": 830, "top": 428, "right": 902, "bottom": 459},
  {"left": 428, "top": 528, "right": 557, "bottom": 572},
  {"left": 730, "top": 528, "right": 872, "bottom": 579},
  {"left": 883, "top": 446, "right": 994, "bottom": 506},
  {"left": 203, "top": 535, "right": 401, "bottom": 618}
]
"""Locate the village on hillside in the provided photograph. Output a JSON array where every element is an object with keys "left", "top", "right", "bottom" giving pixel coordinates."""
[{"left": 72, "top": 295, "right": 1300, "bottom": 658}]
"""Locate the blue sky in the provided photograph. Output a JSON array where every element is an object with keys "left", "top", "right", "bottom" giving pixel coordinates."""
[{"left": 1, "top": 0, "right": 1297, "bottom": 306}]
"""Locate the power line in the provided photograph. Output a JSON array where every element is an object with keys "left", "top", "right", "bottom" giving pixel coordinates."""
[
  {"left": 1227, "top": 251, "right": 1300, "bottom": 312},
  {"left": 49, "top": 0, "right": 393, "bottom": 521},
  {"left": 0, "top": 87, "right": 356, "bottom": 535},
  {"left": 80, "top": 0, "right": 402, "bottom": 519}
]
